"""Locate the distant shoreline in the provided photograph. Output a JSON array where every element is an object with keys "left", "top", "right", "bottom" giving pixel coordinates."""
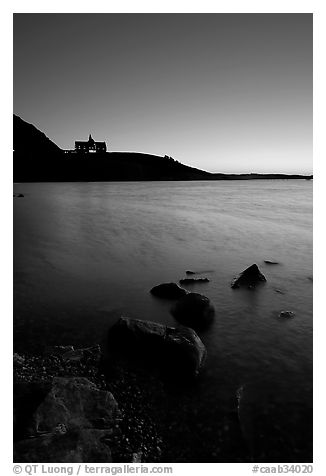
[{"left": 13, "top": 175, "right": 313, "bottom": 183}]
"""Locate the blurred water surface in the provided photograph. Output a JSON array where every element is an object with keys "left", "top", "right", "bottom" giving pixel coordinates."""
[{"left": 13, "top": 180, "right": 312, "bottom": 460}]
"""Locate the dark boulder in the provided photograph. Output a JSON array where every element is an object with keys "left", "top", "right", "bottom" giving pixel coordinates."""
[
  {"left": 150, "top": 282, "right": 187, "bottom": 299},
  {"left": 171, "top": 292, "right": 215, "bottom": 329},
  {"left": 108, "top": 317, "right": 206, "bottom": 377},
  {"left": 108, "top": 317, "right": 166, "bottom": 353},
  {"left": 179, "top": 277, "right": 209, "bottom": 284},
  {"left": 231, "top": 264, "right": 266, "bottom": 289},
  {"left": 186, "top": 270, "right": 196, "bottom": 275}
]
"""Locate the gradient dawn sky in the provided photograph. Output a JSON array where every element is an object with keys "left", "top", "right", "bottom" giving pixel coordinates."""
[{"left": 13, "top": 13, "right": 312, "bottom": 174}]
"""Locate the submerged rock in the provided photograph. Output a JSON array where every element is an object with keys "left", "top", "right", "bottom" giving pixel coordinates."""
[
  {"left": 273, "top": 288, "right": 286, "bottom": 295},
  {"left": 264, "top": 260, "right": 279, "bottom": 265},
  {"left": 150, "top": 282, "right": 187, "bottom": 299},
  {"left": 171, "top": 292, "right": 215, "bottom": 329},
  {"left": 279, "top": 311, "right": 295, "bottom": 318},
  {"left": 108, "top": 317, "right": 206, "bottom": 377},
  {"left": 231, "top": 264, "right": 266, "bottom": 289},
  {"left": 186, "top": 270, "right": 196, "bottom": 275},
  {"left": 179, "top": 277, "right": 209, "bottom": 284},
  {"left": 13, "top": 193, "right": 24, "bottom": 198}
]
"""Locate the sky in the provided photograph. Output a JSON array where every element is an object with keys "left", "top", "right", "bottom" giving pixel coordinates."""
[{"left": 13, "top": 13, "right": 312, "bottom": 174}]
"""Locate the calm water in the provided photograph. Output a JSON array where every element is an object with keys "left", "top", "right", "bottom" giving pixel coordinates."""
[{"left": 13, "top": 180, "right": 313, "bottom": 460}]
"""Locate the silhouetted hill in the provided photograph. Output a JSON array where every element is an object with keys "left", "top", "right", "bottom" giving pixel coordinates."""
[
  {"left": 60, "top": 152, "right": 212, "bottom": 182},
  {"left": 13, "top": 115, "right": 312, "bottom": 182},
  {"left": 13, "top": 115, "right": 211, "bottom": 181},
  {"left": 13, "top": 115, "right": 63, "bottom": 181}
]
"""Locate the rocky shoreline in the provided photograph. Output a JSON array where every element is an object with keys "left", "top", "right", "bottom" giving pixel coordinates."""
[
  {"left": 14, "top": 264, "right": 309, "bottom": 463},
  {"left": 14, "top": 341, "right": 252, "bottom": 463},
  {"left": 14, "top": 342, "right": 168, "bottom": 463}
]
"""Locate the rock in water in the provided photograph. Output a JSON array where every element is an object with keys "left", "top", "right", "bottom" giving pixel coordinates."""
[
  {"left": 264, "top": 260, "right": 279, "bottom": 265},
  {"left": 279, "top": 311, "right": 295, "bottom": 318},
  {"left": 231, "top": 264, "right": 266, "bottom": 289},
  {"left": 150, "top": 282, "right": 187, "bottom": 299},
  {"left": 171, "top": 292, "right": 215, "bottom": 329},
  {"left": 186, "top": 270, "right": 214, "bottom": 275},
  {"left": 108, "top": 317, "right": 206, "bottom": 377},
  {"left": 273, "top": 288, "right": 285, "bottom": 295},
  {"left": 179, "top": 278, "right": 210, "bottom": 284}
]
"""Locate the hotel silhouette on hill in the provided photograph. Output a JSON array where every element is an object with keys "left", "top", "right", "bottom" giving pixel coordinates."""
[{"left": 64, "top": 134, "right": 107, "bottom": 154}]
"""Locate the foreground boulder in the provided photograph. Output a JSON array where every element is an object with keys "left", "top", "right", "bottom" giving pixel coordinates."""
[
  {"left": 32, "top": 377, "right": 119, "bottom": 434},
  {"left": 231, "top": 264, "right": 266, "bottom": 289},
  {"left": 171, "top": 293, "right": 215, "bottom": 329},
  {"left": 108, "top": 317, "right": 206, "bottom": 377},
  {"left": 14, "top": 377, "right": 119, "bottom": 463},
  {"left": 150, "top": 282, "right": 187, "bottom": 299}
]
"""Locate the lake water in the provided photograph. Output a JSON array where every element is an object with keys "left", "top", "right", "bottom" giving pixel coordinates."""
[{"left": 13, "top": 180, "right": 313, "bottom": 461}]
